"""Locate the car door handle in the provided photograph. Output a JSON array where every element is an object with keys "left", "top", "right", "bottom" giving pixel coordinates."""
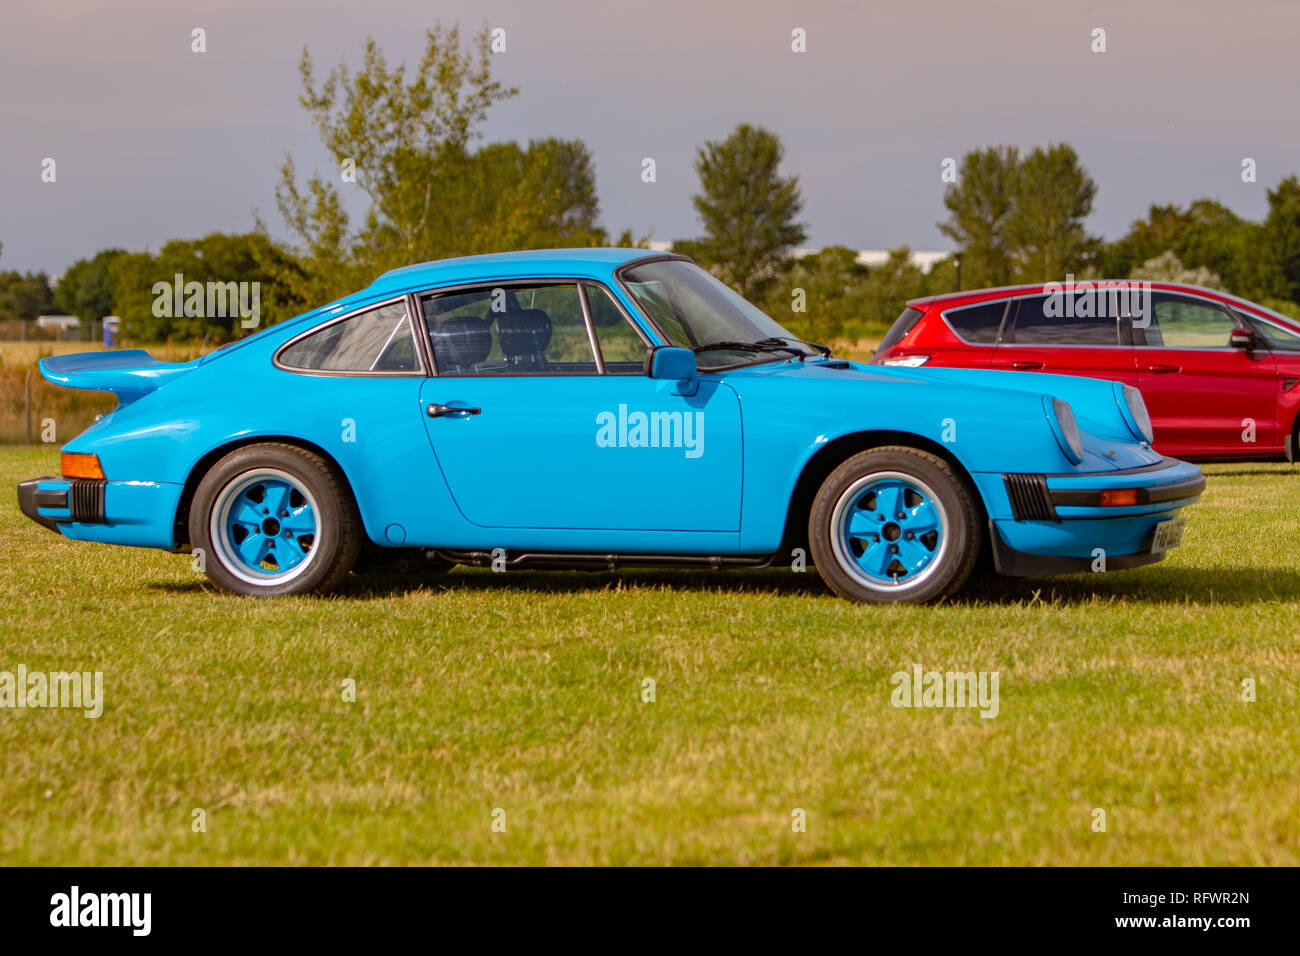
[
  {"left": 426, "top": 403, "right": 481, "bottom": 418},
  {"left": 1011, "top": 360, "right": 1044, "bottom": 370},
  {"left": 1147, "top": 364, "right": 1181, "bottom": 374}
]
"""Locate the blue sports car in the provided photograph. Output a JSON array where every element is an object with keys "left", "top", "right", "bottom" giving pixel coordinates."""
[{"left": 17, "top": 249, "right": 1205, "bottom": 603}]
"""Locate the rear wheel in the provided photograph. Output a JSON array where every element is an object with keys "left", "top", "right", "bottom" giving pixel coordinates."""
[
  {"left": 808, "top": 446, "right": 980, "bottom": 604},
  {"left": 189, "top": 443, "right": 362, "bottom": 596}
]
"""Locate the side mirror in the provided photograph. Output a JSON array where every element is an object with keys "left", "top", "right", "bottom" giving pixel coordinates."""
[
  {"left": 1229, "top": 328, "right": 1256, "bottom": 350},
  {"left": 646, "top": 346, "right": 699, "bottom": 395}
]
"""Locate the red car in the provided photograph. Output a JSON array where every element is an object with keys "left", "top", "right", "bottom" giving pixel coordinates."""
[{"left": 873, "top": 281, "right": 1300, "bottom": 461}]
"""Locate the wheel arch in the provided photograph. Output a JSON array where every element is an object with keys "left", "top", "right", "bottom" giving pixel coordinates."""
[
  {"left": 173, "top": 435, "right": 363, "bottom": 549},
  {"left": 777, "top": 429, "right": 988, "bottom": 558}
]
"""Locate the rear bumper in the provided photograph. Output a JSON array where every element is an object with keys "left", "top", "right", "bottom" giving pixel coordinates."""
[{"left": 17, "top": 475, "right": 182, "bottom": 550}]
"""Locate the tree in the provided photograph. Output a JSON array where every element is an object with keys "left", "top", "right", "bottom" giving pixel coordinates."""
[
  {"left": 0, "top": 271, "right": 55, "bottom": 319},
  {"left": 940, "top": 144, "right": 1099, "bottom": 286},
  {"left": 938, "top": 146, "right": 1019, "bottom": 288},
  {"left": 1128, "top": 250, "right": 1224, "bottom": 288},
  {"left": 762, "top": 245, "right": 867, "bottom": 342},
  {"left": 1002, "top": 144, "right": 1099, "bottom": 282},
  {"left": 111, "top": 233, "right": 301, "bottom": 341},
  {"left": 690, "top": 123, "right": 808, "bottom": 300},
  {"left": 270, "top": 25, "right": 612, "bottom": 307},
  {"left": 1263, "top": 175, "right": 1300, "bottom": 303},
  {"left": 54, "top": 249, "right": 126, "bottom": 323}
]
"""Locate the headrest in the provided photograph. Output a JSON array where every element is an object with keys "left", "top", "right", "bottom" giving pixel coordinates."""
[
  {"left": 433, "top": 314, "right": 491, "bottom": 369},
  {"left": 496, "top": 309, "right": 552, "bottom": 359}
]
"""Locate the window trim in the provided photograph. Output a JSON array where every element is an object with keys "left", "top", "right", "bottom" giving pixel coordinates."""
[
  {"left": 416, "top": 277, "right": 651, "bottom": 378},
  {"left": 273, "top": 295, "right": 427, "bottom": 377}
]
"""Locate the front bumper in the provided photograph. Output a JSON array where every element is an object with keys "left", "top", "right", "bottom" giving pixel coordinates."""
[
  {"left": 982, "top": 457, "right": 1205, "bottom": 573},
  {"left": 17, "top": 475, "right": 183, "bottom": 550}
]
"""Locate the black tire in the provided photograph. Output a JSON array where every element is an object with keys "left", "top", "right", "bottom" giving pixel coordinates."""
[
  {"left": 189, "top": 443, "right": 363, "bottom": 596},
  {"left": 808, "top": 446, "right": 980, "bottom": 604}
]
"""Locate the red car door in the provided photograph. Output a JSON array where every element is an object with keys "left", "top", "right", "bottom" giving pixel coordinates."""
[
  {"left": 1136, "top": 292, "right": 1278, "bottom": 457},
  {"left": 988, "top": 292, "right": 1139, "bottom": 385}
]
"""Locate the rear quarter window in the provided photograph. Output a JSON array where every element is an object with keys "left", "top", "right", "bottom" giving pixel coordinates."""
[{"left": 942, "top": 301, "right": 1008, "bottom": 344}]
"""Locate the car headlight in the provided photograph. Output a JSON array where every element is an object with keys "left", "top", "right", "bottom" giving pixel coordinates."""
[
  {"left": 1114, "top": 383, "right": 1154, "bottom": 444},
  {"left": 881, "top": 354, "right": 929, "bottom": 367},
  {"left": 1044, "top": 395, "right": 1084, "bottom": 464}
]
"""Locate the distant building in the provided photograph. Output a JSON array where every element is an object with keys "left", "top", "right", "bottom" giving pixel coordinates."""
[
  {"left": 35, "top": 315, "right": 80, "bottom": 331},
  {"left": 644, "top": 242, "right": 951, "bottom": 274}
]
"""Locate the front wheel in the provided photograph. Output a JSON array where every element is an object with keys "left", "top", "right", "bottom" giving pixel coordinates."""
[
  {"left": 189, "top": 443, "right": 362, "bottom": 596},
  {"left": 808, "top": 446, "right": 980, "bottom": 604}
]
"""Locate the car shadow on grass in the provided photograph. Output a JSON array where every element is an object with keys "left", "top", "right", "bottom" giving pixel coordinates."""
[
  {"left": 147, "top": 562, "right": 1300, "bottom": 606},
  {"left": 323, "top": 562, "right": 1300, "bottom": 607}
]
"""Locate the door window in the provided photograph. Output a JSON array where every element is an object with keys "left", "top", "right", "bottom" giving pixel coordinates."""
[
  {"left": 584, "top": 283, "right": 650, "bottom": 373},
  {"left": 422, "top": 283, "right": 598, "bottom": 375},
  {"left": 1143, "top": 294, "right": 1237, "bottom": 348}
]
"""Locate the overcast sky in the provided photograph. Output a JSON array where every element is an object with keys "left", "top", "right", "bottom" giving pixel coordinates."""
[{"left": 2, "top": 0, "right": 1298, "bottom": 274}]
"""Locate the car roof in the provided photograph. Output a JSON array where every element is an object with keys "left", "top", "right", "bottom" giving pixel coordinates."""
[
  {"left": 906, "top": 280, "right": 1245, "bottom": 312},
  {"left": 363, "top": 247, "right": 668, "bottom": 298}
]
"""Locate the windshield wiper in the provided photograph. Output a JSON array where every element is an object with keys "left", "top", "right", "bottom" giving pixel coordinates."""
[
  {"left": 693, "top": 340, "right": 803, "bottom": 357},
  {"left": 753, "top": 336, "right": 832, "bottom": 359}
]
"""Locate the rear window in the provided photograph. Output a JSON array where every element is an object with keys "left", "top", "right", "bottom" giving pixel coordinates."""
[
  {"left": 943, "top": 301, "right": 1007, "bottom": 344},
  {"left": 877, "top": 307, "right": 924, "bottom": 353}
]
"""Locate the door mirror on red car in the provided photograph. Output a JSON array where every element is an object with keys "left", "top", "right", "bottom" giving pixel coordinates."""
[{"left": 1228, "top": 328, "right": 1256, "bottom": 350}]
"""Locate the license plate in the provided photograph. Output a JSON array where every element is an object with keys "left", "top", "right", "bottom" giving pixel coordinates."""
[{"left": 1150, "top": 516, "right": 1187, "bottom": 553}]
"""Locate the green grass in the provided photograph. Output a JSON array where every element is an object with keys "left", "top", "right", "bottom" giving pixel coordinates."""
[{"left": 1, "top": 445, "right": 1297, "bottom": 865}]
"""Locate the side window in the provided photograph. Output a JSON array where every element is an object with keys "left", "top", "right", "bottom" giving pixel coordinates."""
[
  {"left": 279, "top": 301, "right": 417, "bottom": 372},
  {"left": 1145, "top": 294, "right": 1236, "bottom": 348},
  {"left": 585, "top": 283, "right": 648, "bottom": 373},
  {"left": 423, "top": 283, "right": 598, "bottom": 375},
  {"left": 944, "top": 301, "right": 1007, "bottom": 344},
  {"left": 1010, "top": 294, "right": 1120, "bottom": 345}
]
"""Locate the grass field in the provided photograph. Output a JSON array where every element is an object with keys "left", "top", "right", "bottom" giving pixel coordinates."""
[{"left": 1, "top": 444, "right": 1298, "bottom": 865}]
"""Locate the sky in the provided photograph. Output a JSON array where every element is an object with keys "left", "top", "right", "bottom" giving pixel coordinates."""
[{"left": 2, "top": 0, "right": 1298, "bottom": 274}]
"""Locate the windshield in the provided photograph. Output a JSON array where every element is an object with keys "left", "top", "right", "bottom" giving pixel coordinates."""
[{"left": 619, "top": 259, "right": 814, "bottom": 368}]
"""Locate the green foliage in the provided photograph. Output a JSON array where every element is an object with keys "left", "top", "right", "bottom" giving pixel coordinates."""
[
  {"left": 940, "top": 144, "right": 1098, "bottom": 286},
  {"left": 1003, "top": 144, "right": 1099, "bottom": 281},
  {"left": 272, "top": 25, "right": 610, "bottom": 306},
  {"left": 761, "top": 245, "right": 867, "bottom": 341},
  {"left": 53, "top": 249, "right": 126, "bottom": 324},
  {"left": 110, "top": 233, "right": 301, "bottom": 342},
  {"left": 1128, "top": 250, "right": 1224, "bottom": 289},
  {"left": 1263, "top": 175, "right": 1300, "bottom": 303},
  {"left": 0, "top": 270, "right": 55, "bottom": 320},
  {"left": 762, "top": 246, "right": 957, "bottom": 343},
  {"left": 689, "top": 123, "right": 808, "bottom": 301},
  {"left": 938, "top": 146, "right": 1019, "bottom": 287}
]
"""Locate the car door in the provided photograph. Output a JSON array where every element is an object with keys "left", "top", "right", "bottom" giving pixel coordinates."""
[
  {"left": 1136, "top": 292, "right": 1278, "bottom": 456},
  {"left": 988, "top": 291, "right": 1139, "bottom": 385},
  {"left": 416, "top": 279, "right": 744, "bottom": 532}
]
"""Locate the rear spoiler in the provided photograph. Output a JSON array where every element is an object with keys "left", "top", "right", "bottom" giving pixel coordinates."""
[{"left": 39, "top": 349, "right": 200, "bottom": 406}]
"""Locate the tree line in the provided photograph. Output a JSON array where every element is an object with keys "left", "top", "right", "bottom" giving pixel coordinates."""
[{"left": 3, "top": 23, "right": 1299, "bottom": 345}]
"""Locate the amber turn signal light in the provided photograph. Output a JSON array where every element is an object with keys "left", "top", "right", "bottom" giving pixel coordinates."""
[
  {"left": 61, "top": 452, "right": 105, "bottom": 480},
  {"left": 1099, "top": 488, "right": 1139, "bottom": 507}
]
